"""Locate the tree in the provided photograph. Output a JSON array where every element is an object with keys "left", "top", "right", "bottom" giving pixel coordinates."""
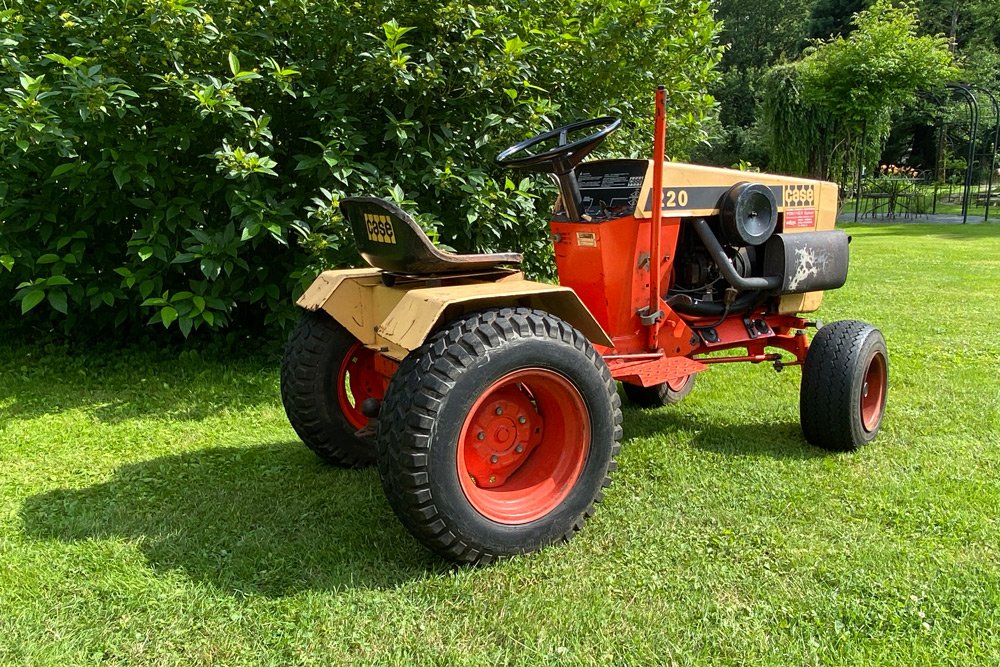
[
  {"left": 693, "top": 0, "right": 813, "bottom": 167},
  {"left": 762, "top": 0, "right": 957, "bottom": 180},
  {"left": 800, "top": 1, "right": 957, "bottom": 122},
  {"left": 716, "top": 0, "right": 815, "bottom": 70},
  {"left": 807, "top": 0, "right": 872, "bottom": 39},
  {"left": 918, "top": 0, "right": 1000, "bottom": 50},
  {"left": 918, "top": 0, "right": 1000, "bottom": 86}
]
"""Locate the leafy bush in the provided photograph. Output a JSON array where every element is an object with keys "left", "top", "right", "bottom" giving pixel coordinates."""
[{"left": 0, "top": 0, "right": 720, "bottom": 336}]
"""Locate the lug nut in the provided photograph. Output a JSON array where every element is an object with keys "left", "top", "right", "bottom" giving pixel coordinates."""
[
  {"left": 518, "top": 415, "right": 527, "bottom": 424},
  {"left": 490, "top": 455, "right": 499, "bottom": 464},
  {"left": 489, "top": 476, "right": 497, "bottom": 484},
  {"left": 515, "top": 444, "right": 524, "bottom": 453},
  {"left": 495, "top": 406, "right": 503, "bottom": 416},
  {"left": 477, "top": 431, "right": 485, "bottom": 441}
]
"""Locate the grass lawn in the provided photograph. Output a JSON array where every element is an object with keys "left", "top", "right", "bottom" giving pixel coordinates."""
[{"left": 2, "top": 223, "right": 999, "bottom": 665}]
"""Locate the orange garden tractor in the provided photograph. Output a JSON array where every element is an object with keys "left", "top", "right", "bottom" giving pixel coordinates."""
[{"left": 280, "top": 88, "right": 888, "bottom": 564}]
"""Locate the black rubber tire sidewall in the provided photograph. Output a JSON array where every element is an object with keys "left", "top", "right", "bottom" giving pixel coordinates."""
[
  {"left": 622, "top": 375, "right": 696, "bottom": 407},
  {"left": 280, "top": 310, "right": 375, "bottom": 467},
  {"left": 376, "top": 308, "right": 622, "bottom": 563},
  {"left": 428, "top": 338, "right": 614, "bottom": 553},
  {"left": 800, "top": 320, "right": 888, "bottom": 451}
]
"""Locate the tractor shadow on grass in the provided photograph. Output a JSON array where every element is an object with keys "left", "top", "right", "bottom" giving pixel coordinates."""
[
  {"left": 20, "top": 442, "right": 446, "bottom": 596},
  {"left": 621, "top": 409, "right": 832, "bottom": 460}
]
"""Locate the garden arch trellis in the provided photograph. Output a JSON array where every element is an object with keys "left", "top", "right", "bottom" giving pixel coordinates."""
[{"left": 851, "top": 83, "right": 999, "bottom": 224}]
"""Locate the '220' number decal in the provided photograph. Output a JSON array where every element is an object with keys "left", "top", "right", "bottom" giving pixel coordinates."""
[{"left": 663, "top": 189, "right": 689, "bottom": 208}]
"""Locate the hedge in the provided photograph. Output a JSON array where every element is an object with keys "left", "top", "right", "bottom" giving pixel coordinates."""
[{"left": 0, "top": 0, "right": 720, "bottom": 336}]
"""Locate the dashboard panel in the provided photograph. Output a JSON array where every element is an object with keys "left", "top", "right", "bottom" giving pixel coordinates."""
[{"left": 574, "top": 159, "right": 650, "bottom": 222}]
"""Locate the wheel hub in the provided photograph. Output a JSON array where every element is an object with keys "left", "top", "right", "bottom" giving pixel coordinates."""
[
  {"left": 457, "top": 368, "right": 591, "bottom": 525},
  {"left": 336, "top": 342, "right": 385, "bottom": 432},
  {"left": 465, "top": 389, "right": 543, "bottom": 488}
]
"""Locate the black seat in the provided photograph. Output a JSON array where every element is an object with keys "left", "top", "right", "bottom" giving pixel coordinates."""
[{"left": 340, "top": 197, "right": 522, "bottom": 275}]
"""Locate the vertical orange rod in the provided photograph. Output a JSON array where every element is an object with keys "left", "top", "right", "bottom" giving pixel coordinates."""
[{"left": 648, "top": 85, "right": 667, "bottom": 351}]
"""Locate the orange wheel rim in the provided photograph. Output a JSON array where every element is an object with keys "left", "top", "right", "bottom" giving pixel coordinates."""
[
  {"left": 336, "top": 342, "right": 384, "bottom": 431},
  {"left": 666, "top": 375, "right": 690, "bottom": 392},
  {"left": 860, "top": 351, "right": 887, "bottom": 432},
  {"left": 457, "top": 369, "right": 590, "bottom": 525}
]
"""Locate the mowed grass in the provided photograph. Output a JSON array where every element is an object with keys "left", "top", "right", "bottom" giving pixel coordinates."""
[{"left": 2, "top": 224, "right": 999, "bottom": 666}]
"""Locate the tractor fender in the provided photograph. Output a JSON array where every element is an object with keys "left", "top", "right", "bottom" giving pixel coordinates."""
[{"left": 296, "top": 269, "right": 613, "bottom": 361}]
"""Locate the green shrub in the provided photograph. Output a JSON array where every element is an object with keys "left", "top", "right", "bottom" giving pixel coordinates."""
[{"left": 0, "top": 0, "right": 720, "bottom": 336}]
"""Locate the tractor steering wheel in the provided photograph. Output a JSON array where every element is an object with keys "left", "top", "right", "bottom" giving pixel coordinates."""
[{"left": 496, "top": 116, "right": 622, "bottom": 175}]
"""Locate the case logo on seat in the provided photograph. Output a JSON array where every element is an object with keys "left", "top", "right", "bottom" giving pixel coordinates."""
[{"left": 363, "top": 213, "right": 397, "bottom": 245}]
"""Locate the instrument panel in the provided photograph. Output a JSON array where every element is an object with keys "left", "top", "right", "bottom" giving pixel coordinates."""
[{"left": 575, "top": 160, "right": 650, "bottom": 222}]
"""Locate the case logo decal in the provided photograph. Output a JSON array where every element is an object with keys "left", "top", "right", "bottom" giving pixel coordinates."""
[
  {"left": 782, "top": 184, "right": 817, "bottom": 229},
  {"left": 364, "top": 213, "right": 397, "bottom": 245},
  {"left": 783, "top": 184, "right": 816, "bottom": 208}
]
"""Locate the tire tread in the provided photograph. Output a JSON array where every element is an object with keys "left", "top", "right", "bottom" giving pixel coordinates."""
[
  {"left": 280, "top": 310, "right": 375, "bottom": 467},
  {"left": 800, "top": 319, "right": 887, "bottom": 451},
  {"left": 376, "top": 307, "right": 622, "bottom": 565}
]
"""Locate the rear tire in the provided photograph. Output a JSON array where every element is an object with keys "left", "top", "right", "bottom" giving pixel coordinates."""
[
  {"left": 280, "top": 310, "right": 381, "bottom": 467},
  {"left": 622, "top": 375, "right": 696, "bottom": 407},
  {"left": 376, "top": 308, "right": 623, "bottom": 564},
  {"left": 800, "top": 320, "right": 888, "bottom": 451}
]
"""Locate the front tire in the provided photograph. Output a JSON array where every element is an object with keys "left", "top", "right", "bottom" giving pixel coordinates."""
[
  {"left": 280, "top": 310, "right": 382, "bottom": 467},
  {"left": 622, "top": 374, "right": 696, "bottom": 407},
  {"left": 800, "top": 320, "right": 888, "bottom": 451},
  {"left": 376, "top": 308, "right": 623, "bottom": 564}
]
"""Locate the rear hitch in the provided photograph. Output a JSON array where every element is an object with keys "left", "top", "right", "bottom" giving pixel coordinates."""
[{"left": 361, "top": 398, "right": 382, "bottom": 418}]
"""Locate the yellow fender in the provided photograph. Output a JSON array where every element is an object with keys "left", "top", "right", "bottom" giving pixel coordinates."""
[{"left": 296, "top": 269, "right": 613, "bottom": 361}]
